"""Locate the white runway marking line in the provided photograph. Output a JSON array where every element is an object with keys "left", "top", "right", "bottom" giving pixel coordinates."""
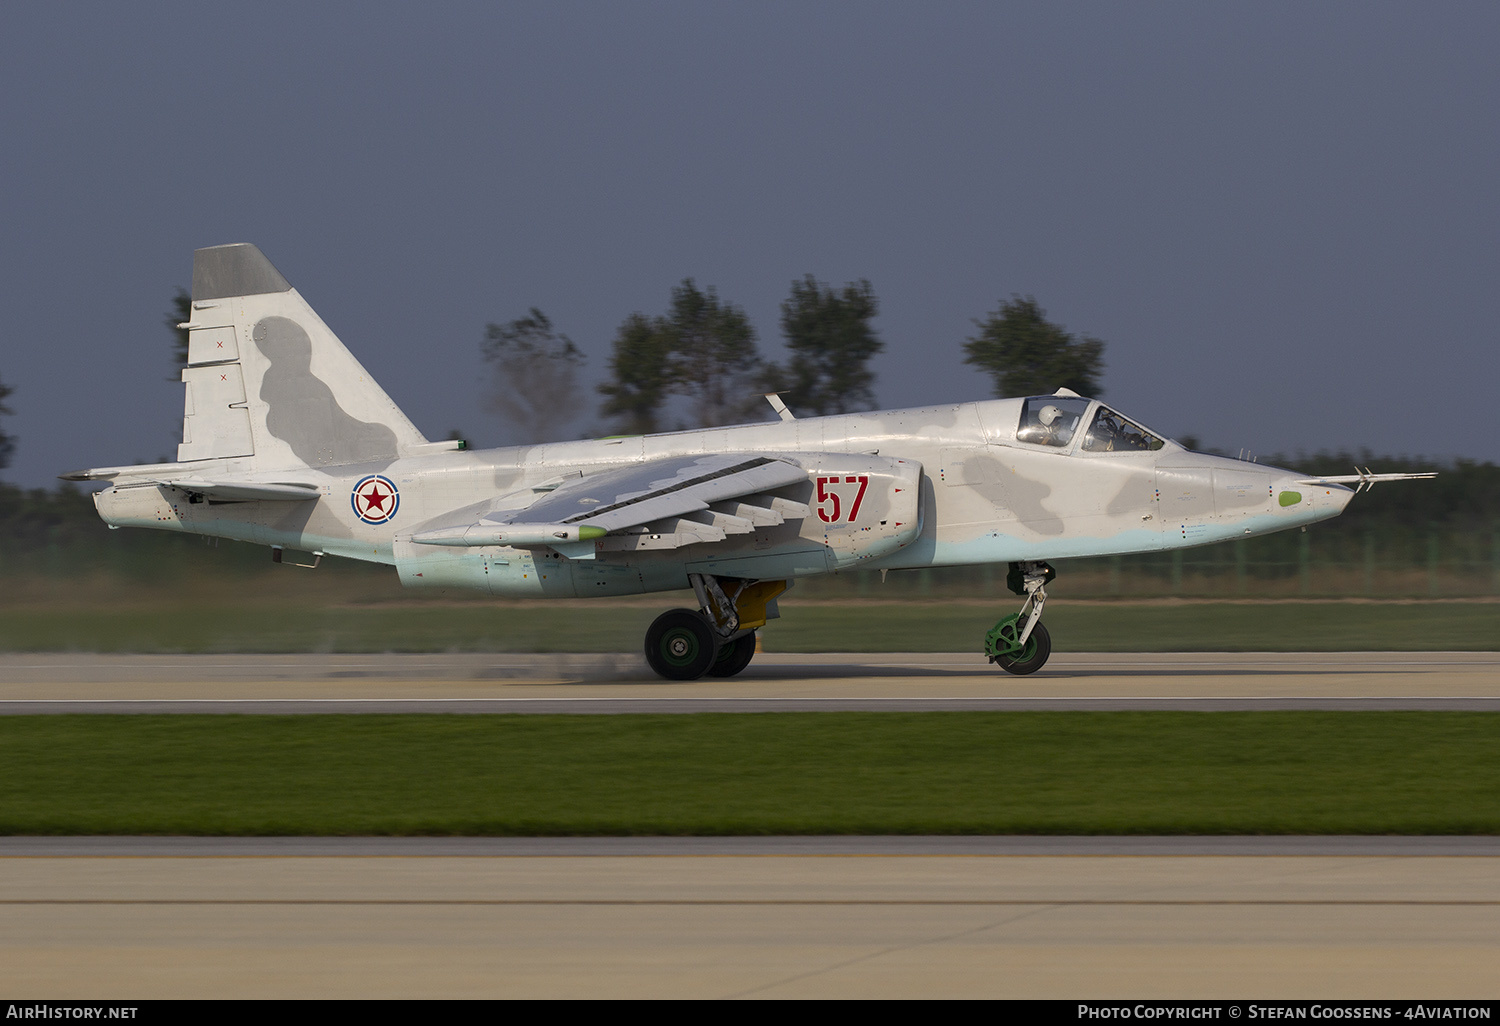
[
  {"left": 0, "top": 898, "right": 1497, "bottom": 906},
  {"left": 0, "top": 695, "right": 1484, "bottom": 705},
  {"left": 0, "top": 666, "right": 545, "bottom": 671}
]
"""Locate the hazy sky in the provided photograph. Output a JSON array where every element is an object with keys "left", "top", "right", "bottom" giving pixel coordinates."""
[{"left": 2, "top": 2, "right": 1496, "bottom": 487}]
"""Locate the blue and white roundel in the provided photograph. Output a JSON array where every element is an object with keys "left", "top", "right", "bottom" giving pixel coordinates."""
[{"left": 351, "top": 474, "right": 400, "bottom": 525}]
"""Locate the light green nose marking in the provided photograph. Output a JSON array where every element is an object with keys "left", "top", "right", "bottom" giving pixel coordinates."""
[{"left": 1278, "top": 490, "right": 1303, "bottom": 507}]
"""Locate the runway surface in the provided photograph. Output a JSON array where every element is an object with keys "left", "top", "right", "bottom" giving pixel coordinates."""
[
  {"left": 1, "top": 651, "right": 1498, "bottom": 712},
  {"left": 3, "top": 836, "right": 1498, "bottom": 999},
  {"left": 4, "top": 655, "right": 1499, "bottom": 996}
]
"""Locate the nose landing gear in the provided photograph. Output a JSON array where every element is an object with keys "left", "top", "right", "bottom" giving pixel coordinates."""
[{"left": 985, "top": 561, "right": 1055, "bottom": 675}]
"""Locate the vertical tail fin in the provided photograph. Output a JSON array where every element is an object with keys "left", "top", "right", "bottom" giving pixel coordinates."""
[{"left": 178, "top": 243, "right": 427, "bottom": 469}]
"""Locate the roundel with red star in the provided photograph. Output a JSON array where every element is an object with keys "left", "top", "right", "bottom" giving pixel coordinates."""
[{"left": 351, "top": 474, "right": 400, "bottom": 525}]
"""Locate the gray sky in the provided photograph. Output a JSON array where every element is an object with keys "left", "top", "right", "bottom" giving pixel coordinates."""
[{"left": 2, "top": 1, "right": 1496, "bottom": 487}]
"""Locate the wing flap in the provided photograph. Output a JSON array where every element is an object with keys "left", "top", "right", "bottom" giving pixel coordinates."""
[
  {"left": 711, "top": 500, "right": 785, "bottom": 527},
  {"left": 768, "top": 495, "right": 812, "bottom": 520},
  {"left": 596, "top": 518, "right": 730, "bottom": 553}
]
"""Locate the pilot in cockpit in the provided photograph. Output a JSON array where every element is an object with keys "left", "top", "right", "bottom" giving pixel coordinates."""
[
  {"left": 1017, "top": 397, "right": 1088, "bottom": 447},
  {"left": 1036, "top": 404, "right": 1065, "bottom": 443}
]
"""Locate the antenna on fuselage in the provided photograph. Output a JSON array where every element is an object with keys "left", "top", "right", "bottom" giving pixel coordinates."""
[{"left": 764, "top": 393, "right": 796, "bottom": 422}]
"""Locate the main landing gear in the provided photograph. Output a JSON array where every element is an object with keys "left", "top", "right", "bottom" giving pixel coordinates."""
[
  {"left": 643, "top": 575, "right": 788, "bottom": 681},
  {"left": 985, "top": 561, "right": 1056, "bottom": 675}
]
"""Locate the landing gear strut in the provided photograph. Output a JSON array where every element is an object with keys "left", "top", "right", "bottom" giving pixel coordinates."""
[
  {"left": 643, "top": 575, "right": 787, "bottom": 681},
  {"left": 985, "top": 561, "right": 1055, "bottom": 675}
]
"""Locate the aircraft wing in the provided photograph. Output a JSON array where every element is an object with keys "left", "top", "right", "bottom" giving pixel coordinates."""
[{"left": 410, "top": 453, "right": 811, "bottom": 555}]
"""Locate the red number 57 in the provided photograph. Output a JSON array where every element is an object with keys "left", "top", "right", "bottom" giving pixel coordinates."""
[{"left": 816, "top": 475, "right": 869, "bottom": 523}]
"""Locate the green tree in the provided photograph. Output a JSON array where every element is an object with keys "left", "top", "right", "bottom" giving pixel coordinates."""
[
  {"left": 599, "top": 280, "right": 763, "bottom": 432},
  {"left": 0, "top": 374, "right": 14, "bottom": 470},
  {"left": 770, "top": 275, "right": 882, "bottom": 416},
  {"left": 481, "top": 308, "right": 586, "bottom": 444},
  {"left": 661, "top": 279, "right": 761, "bottom": 427},
  {"left": 167, "top": 288, "right": 191, "bottom": 382},
  {"left": 963, "top": 296, "right": 1105, "bottom": 399},
  {"left": 598, "top": 312, "right": 676, "bottom": 435}
]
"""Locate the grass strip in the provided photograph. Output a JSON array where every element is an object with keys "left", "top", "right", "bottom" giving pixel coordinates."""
[
  {"left": 1, "top": 600, "right": 1497, "bottom": 653},
  {"left": 1, "top": 712, "right": 1497, "bottom": 835}
]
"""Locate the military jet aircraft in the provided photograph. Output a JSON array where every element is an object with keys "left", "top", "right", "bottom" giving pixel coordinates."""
[{"left": 64, "top": 244, "right": 1432, "bottom": 679}]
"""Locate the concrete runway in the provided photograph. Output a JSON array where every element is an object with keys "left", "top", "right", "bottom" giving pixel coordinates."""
[
  {"left": 3, "top": 836, "right": 1498, "bottom": 999},
  {"left": 3, "top": 652, "right": 1497, "bottom": 997},
  {"left": 0, "top": 651, "right": 1497, "bottom": 711}
]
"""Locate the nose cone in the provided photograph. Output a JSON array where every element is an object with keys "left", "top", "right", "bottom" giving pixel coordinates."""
[
  {"left": 1273, "top": 474, "right": 1355, "bottom": 522},
  {"left": 1320, "top": 481, "right": 1357, "bottom": 515}
]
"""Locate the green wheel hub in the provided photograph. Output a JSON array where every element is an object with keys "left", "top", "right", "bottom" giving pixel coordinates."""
[
  {"left": 659, "top": 626, "right": 702, "bottom": 667},
  {"left": 985, "top": 613, "right": 1037, "bottom": 661},
  {"left": 644, "top": 609, "right": 718, "bottom": 681}
]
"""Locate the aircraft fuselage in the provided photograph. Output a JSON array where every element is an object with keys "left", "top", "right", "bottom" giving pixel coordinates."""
[{"left": 93, "top": 396, "right": 1351, "bottom": 599}]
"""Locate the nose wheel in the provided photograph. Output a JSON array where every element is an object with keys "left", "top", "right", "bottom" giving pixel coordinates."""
[
  {"left": 986, "top": 618, "right": 1051, "bottom": 675},
  {"left": 986, "top": 561, "right": 1055, "bottom": 675}
]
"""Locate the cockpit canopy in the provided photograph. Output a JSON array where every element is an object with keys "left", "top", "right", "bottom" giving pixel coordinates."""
[{"left": 1017, "top": 396, "right": 1167, "bottom": 453}]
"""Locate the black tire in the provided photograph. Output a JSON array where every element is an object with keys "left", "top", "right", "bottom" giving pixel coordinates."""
[
  {"left": 706, "top": 633, "right": 757, "bottom": 678},
  {"left": 644, "top": 609, "right": 718, "bottom": 681},
  {"left": 996, "top": 621, "right": 1051, "bottom": 675}
]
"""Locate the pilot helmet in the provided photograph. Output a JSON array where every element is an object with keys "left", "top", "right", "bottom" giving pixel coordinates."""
[{"left": 1037, "top": 405, "right": 1063, "bottom": 426}]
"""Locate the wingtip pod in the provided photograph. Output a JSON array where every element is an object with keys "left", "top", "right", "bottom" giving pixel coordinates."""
[{"left": 191, "top": 244, "right": 292, "bottom": 302}]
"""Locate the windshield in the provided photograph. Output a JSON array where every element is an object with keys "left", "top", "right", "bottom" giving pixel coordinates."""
[
  {"left": 1016, "top": 396, "right": 1091, "bottom": 448},
  {"left": 1082, "top": 405, "right": 1166, "bottom": 452}
]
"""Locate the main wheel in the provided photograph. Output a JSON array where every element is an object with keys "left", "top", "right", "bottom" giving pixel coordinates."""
[
  {"left": 644, "top": 609, "right": 718, "bottom": 681},
  {"left": 706, "top": 632, "right": 757, "bottom": 678},
  {"left": 996, "top": 621, "right": 1051, "bottom": 675}
]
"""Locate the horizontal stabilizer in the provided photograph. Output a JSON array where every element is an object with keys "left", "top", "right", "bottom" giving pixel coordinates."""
[
  {"left": 56, "top": 465, "right": 320, "bottom": 503},
  {"left": 60, "top": 462, "right": 182, "bottom": 482},
  {"left": 157, "top": 479, "right": 321, "bottom": 502}
]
